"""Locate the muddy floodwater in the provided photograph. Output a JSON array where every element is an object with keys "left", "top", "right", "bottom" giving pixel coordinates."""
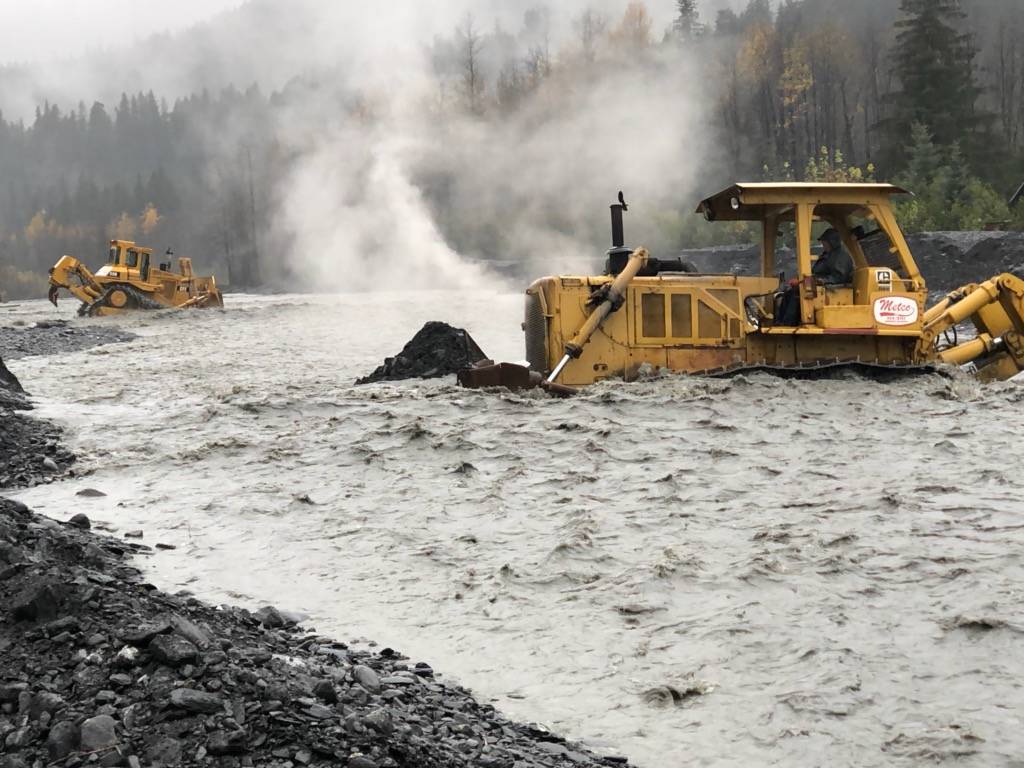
[{"left": 6, "top": 292, "right": 1024, "bottom": 767}]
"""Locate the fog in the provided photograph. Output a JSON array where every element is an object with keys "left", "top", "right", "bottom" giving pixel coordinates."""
[
  {"left": 8, "top": 0, "right": 1014, "bottom": 294},
  {"left": 0, "top": 0, "right": 727, "bottom": 291}
]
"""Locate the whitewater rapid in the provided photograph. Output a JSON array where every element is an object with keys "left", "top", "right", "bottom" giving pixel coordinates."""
[{"left": 7, "top": 292, "right": 1024, "bottom": 767}]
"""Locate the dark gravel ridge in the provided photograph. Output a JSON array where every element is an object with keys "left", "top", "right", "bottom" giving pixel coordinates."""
[
  {"left": 679, "top": 230, "right": 1024, "bottom": 294},
  {"left": 0, "top": 320, "right": 137, "bottom": 361},
  {"left": 0, "top": 358, "right": 76, "bottom": 491},
  {"left": 0, "top": 498, "right": 632, "bottom": 768}
]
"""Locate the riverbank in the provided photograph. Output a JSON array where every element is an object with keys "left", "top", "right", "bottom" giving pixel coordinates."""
[
  {"left": 0, "top": 319, "right": 136, "bottom": 361},
  {"left": 0, "top": 356, "right": 75, "bottom": 491},
  {"left": 0, "top": 497, "right": 630, "bottom": 768}
]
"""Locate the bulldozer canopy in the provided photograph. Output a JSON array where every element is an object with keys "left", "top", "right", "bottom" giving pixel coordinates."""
[{"left": 698, "top": 182, "right": 911, "bottom": 223}]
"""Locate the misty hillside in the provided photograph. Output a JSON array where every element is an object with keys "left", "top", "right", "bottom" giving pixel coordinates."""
[{"left": 2, "top": 0, "right": 1024, "bottom": 300}]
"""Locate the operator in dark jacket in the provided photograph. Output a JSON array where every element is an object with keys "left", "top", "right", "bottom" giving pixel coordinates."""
[
  {"left": 777, "top": 228, "right": 853, "bottom": 325},
  {"left": 812, "top": 228, "right": 854, "bottom": 285}
]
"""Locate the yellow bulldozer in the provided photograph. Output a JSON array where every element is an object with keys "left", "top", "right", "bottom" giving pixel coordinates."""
[
  {"left": 48, "top": 240, "right": 223, "bottom": 316},
  {"left": 459, "top": 183, "right": 1024, "bottom": 392}
]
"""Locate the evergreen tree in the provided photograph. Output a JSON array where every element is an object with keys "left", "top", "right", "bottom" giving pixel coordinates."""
[
  {"left": 673, "top": 0, "right": 700, "bottom": 40},
  {"left": 885, "top": 0, "right": 985, "bottom": 170}
]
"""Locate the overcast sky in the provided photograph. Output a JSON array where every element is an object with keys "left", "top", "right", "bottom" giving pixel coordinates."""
[
  {"left": 0, "top": 0, "right": 741, "bottom": 68},
  {"left": 0, "top": 0, "right": 244, "bottom": 65}
]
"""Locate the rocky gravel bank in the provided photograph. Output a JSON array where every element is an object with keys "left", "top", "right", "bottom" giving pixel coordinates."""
[
  {"left": 0, "top": 320, "right": 136, "bottom": 361},
  {"left": 0, "top": 359, "right": 75, "bottom": 491},
  {"left": 0, "top": 498, "right": 631, "bottom": 768}
]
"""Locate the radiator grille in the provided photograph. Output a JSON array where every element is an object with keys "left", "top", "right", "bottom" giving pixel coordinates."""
[{"left": 524, "top": 290, "right": 548, "bottom": 372}]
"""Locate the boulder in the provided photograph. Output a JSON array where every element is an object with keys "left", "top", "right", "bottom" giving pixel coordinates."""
[{"left": 80, "top": 714, "right": 118, "bottom": 751}]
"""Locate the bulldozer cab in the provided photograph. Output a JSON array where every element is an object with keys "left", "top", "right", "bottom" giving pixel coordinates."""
[
  {"left": 698, "top": 183, "right": 927, "bottom": 334},
  {"left": 106, "top": 240, "right": 154, "bottom": 275}
]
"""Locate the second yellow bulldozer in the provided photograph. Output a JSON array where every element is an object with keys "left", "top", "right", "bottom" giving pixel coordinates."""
[
  {"left": 48, "top": 240, "right": 223, "bottom": 316},
  {"left": 459, "top": 183, "right": 1024, "bottom": 392}
]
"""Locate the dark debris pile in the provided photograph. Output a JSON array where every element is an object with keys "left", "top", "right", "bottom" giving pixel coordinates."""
[
  {"left": 0, "top": 498, "right": 631, "bottom": 768},
  {"left": 357, "top": 322, "right": 488, "bottom": 384}
]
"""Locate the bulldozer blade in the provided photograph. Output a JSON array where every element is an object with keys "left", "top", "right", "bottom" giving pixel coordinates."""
[
  {"left": 540, "top": 380, "right": 578, "bottom": 397},
  {"left": 457, "top": 362, "right": 544, "bottom": 390}
]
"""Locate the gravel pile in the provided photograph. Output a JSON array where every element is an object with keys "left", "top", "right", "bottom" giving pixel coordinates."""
[
  {"left": 905, "top": 231, "right": 1024, "bottom": 292},
  {"left": 678, "top": 230, "right": 1024, "bottom": 294},
  {"left": 0, "top": 320, "right": 136, "bottom": 361},
  {"left": 357, "top": 322, "right": 489, "bottom": 384},
  {"left": 0, "top": 498, "right": 631, "bottom": 768}
]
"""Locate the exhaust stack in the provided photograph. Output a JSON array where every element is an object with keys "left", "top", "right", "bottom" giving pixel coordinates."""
[{"left": 606, "top": 192, "right": 634, "bottom": 276}]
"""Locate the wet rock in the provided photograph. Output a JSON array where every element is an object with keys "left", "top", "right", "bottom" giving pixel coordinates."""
[
  {"left": 207, "top": 730, "right": 248, "bottom": 756},
  {"left": 352, "top": 665, "right": 381, "bottom": 693},
  {"left": 0, "top": 682, "right": 28, "bottom": 702},
  {"left": 121, "top": 619, "right": 172, "bottom": 646},
  {"left": 5, "top": 727, "right": 34, "bottom": 749},
  {"left": 28, "top": 691, "right": 65, "bottom": 719},
  {"left": 11, "top": 578, "right": 65, "bottom": 621},
  {"left": 169, "top": 615, "right": 211, "bottom": 649},
  {"left": 254, "top": 605, "right": 287, "bottom": 628},
  {"left": 76, "top": 488, "right": 107, "bottom": 498},
  {"left": 68, "top": 513, "right": 92, "bottom": 530},
  {"left": 361, "top": 708, "right": 393, "bottom": 735},
  {"left": 312, "top": 679, "right": 338, "bottom": 704},
  {"left": 80, "top": 714, "right": 118, "bottom": 751},
  {"left": 356, "top": 321, "right": 489, "bottom": 384},
  {"left": 0, "top": 355, "right": 23, "bottom": 395},
  {"left": 114, "top": 645, "right": 141, "bottom": 667},
  {"left": 169, "top": 688, "right": 224, "bottom": 714},
  {"left": 46, "top": 721, "right": 79, "bottom": 761},
  {"left": 347, "top": 756, "right": 379, "bottom": 768},
  {"left": 149, "top": 634, "right": 200, "bottom": 666},
  {"left": 146, "top": 736, "right": 183, "bottom": 766}
]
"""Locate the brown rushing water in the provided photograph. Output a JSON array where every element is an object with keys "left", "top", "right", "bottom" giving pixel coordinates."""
[{"left": 7, "top": 292, "right": 1024, "bottom": 767}]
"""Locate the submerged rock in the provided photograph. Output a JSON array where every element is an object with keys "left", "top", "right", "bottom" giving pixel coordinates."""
[{"left": 356, "top": 321, "right": 488, "bottom": 384}]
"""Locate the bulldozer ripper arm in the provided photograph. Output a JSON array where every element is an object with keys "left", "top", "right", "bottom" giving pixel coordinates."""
[
  {"left": 48, "top": 256, "right": 104, "bottom": 308},
  {"left": 547, "top": 248, "right": 650, "bottom": 384},
  {"left": 922, "top": 273, "right": 1024, "bottom": 380}
]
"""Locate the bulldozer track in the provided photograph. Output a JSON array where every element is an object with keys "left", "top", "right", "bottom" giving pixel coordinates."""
[
  {"left": 694, "top": 358, "right": 939, "bottom": 379},
  {"left": 86, "top": 283, "right": 165, "bottom": 316}
]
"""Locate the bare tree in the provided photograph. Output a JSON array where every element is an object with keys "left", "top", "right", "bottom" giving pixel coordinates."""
[
  {"left": 456, "top": 14, "right": 485, "bottom": 115},
  {"left": 574, "top": 8, "right": 607, "bottom": 64}
]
